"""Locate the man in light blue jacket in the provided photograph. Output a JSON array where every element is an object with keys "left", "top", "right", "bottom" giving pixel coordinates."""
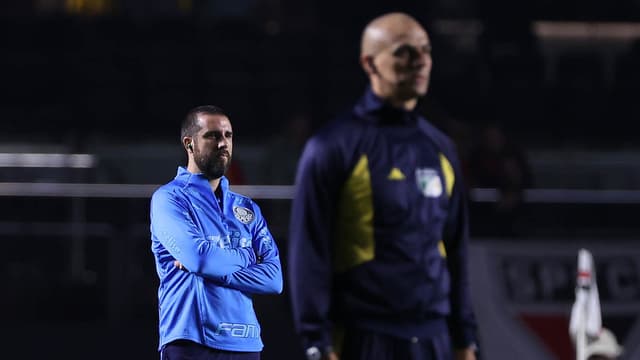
[{"left": 150, "top": 105, "right": 283, "bottom": 360}]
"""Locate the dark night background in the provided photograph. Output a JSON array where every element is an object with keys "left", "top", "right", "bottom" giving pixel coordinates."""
[{"left": 1, "top": 0, "right": 640, "bottom": 359}]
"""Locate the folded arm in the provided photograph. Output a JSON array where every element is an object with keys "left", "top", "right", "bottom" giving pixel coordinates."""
[
  {"left": 222, "top": 211, "right": 283, "bottom": 294},
  {"left": 173, "top": 204, "right": 283, "bottom": 294},
  {"left": 151, "top": 189, "right": 256, "bottom": 277}
]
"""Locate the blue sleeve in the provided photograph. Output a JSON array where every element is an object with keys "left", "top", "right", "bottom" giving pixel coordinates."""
[
  {"left": 442, "top": 146, "right": 478, "bottom": 349},
  {"left": 222, "top": 204, "right": 283, "bottom": 294},
  {"left": 288, "top": 135, "right": 340, "bottom": 350},
  {"left": 150, "top": 189, "right": 256, "bottom": 277}
]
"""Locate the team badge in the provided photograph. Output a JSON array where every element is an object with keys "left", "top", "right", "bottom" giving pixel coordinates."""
[
  {"left": 233, "top": 206, "right": 255, "bottom": 224},
  {"left": 415, "top": 168, "right": 442, "bottom": 198}
]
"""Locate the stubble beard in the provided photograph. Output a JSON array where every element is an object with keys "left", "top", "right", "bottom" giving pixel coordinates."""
[{"left": 195, "top": 150, "right": 231, "bottom": 180}]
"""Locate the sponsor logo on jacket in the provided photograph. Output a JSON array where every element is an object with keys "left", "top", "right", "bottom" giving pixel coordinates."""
[{"left": 215, "top": 322, "right": 260, "bottom": 338}]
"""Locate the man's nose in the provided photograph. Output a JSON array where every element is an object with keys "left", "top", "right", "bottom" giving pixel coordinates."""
[
  {"left": 215, "top": 136, "right": 229, "bottom": 149},
  {"left": 408, "top": 51, "right": 427, "bottom": 67},
  {"left": 413, "top": 52, "right": 432, "bottom": 71}
]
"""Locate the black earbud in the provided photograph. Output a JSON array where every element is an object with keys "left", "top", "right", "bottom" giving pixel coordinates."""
[{"left": 188, "top": 143, "right": 193, "bottom": 152}]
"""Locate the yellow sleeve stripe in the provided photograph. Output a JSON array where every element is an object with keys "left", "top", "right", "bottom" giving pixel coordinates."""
[
  {"left": 438, "top": 240, "right": 447, "bottom": 258},
  {"left": 438, "top": 153, "right": 455, "bottom": 197},
  {"left": 334, "top": 154, "right": 375, "bottom": 273},
  {"left": 438, "top": 154, "right": 454, "bottom": 259}
]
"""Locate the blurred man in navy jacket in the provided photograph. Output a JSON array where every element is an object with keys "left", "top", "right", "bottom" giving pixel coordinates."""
[{"left": 288, "top": 12, "right": 478, "bottom": 360}]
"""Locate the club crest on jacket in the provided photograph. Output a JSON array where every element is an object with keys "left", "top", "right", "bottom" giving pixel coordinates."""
[
  {"left": 233, "top": 206, "right": 255, "bottom": 224},
  {"left": 416, "top": 168, "right": 442, "bottom": 198}
]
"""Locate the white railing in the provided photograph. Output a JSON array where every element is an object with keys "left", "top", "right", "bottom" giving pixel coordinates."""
[{"left": 2, "top": 182, "right": 640, "bottom": 204}]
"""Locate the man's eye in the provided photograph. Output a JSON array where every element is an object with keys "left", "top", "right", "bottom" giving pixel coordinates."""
[
  {"left": 393, "top": 44, "right": 431, "bottom": 58},
  {"left": 394, "top": 46, "right": 417, "bottom": 57}
]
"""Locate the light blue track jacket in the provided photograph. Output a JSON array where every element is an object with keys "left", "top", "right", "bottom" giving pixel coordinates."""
[{"left": 151, "top": 167, "right": 283, "bottom": 352}]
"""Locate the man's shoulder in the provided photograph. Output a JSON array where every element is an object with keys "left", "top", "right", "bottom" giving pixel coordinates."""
[
  {"left": 226, "top": 190, "right": 264, "bottom": 219},
  {"left": 226, "top": 189, "right": 253, "bottom": 205},
  {"left": 417, "top": 116, "right": 457, "bottom": 153},
  {"left": 310, "top": 109, "right": 361, "bottom": 144},
  {"left": 152, "top": 178, "right": 188, "bottom": 199}
]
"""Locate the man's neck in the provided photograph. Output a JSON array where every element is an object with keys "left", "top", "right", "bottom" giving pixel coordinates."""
[
  {"left": 209, "top": 178, "right": 221, "bottom": 193},
  {"left": 186, "top": 163, "right": 221, "bottom": 193},
  {"left": 371, "top": 84, "right": 418, "bottom": 111},
  {"left": 212, "top": 179, "right": 223, "bottom": 208}
]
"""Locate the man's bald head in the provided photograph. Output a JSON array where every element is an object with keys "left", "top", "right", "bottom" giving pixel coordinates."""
[
  {"left": 360, "top": 12, "right": 426, "bottom": 57},
  {"left": 359, "top": 12, "right": 432, "bottom": 109}
]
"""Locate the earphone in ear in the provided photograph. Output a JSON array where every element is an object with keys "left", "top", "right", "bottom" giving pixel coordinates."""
[{"left": 188, "top": 143, "right": 193, "bottom": 152}]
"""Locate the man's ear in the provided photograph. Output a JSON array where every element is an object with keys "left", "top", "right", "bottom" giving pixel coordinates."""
[
  {"left": 361, "top": 55, "right": 377, "bottom": 75},
  {"left": 183, "top": 137, "right": 193, "bottom": 152}
]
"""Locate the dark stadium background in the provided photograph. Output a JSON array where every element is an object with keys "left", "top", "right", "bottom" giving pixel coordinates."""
[{"left": 1, "top": 1, "right": 640, "bottom": 359}]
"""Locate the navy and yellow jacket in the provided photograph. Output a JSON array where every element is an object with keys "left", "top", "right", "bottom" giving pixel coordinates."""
[{"left": 288, "top": 88, "right": 477, "bottom": 352}]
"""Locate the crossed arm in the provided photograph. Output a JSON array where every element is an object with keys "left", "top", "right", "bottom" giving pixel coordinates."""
[
  {"left": 157, "top": 192, "right": 282, "bottom": 295},
  {"left": 174, "top": 225, "right": 283, "bottom": 295},
  {"left": 151, "top": 189, "right": 256, "bottom": 277}
]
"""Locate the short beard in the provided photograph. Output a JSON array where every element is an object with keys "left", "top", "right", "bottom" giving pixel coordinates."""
[{"left": 195, "top": 151, "right": 230, "bottom": 180}]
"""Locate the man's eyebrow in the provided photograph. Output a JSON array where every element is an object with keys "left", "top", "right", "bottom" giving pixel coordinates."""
[
  {"left": 202, "top": 130, "right": 233, "bottom": 136},
  {"left": 392, "top": 42, "right": 431, "bottom": 55}
]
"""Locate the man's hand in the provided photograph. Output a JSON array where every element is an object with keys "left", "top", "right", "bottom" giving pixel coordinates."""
[
  {"left": 320, "top": 351, "right": 338, "bottom": 360},
  {"left": 455, "top": 347, "right": 476, "bottom": 360}
]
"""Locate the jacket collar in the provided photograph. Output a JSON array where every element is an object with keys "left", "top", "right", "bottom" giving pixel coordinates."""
[
  {"left": 176, "top": 166, "right": 229, "bottom": 194},
  {"left": 353, "top": 86, "right": 419, "bottom": 125}
]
